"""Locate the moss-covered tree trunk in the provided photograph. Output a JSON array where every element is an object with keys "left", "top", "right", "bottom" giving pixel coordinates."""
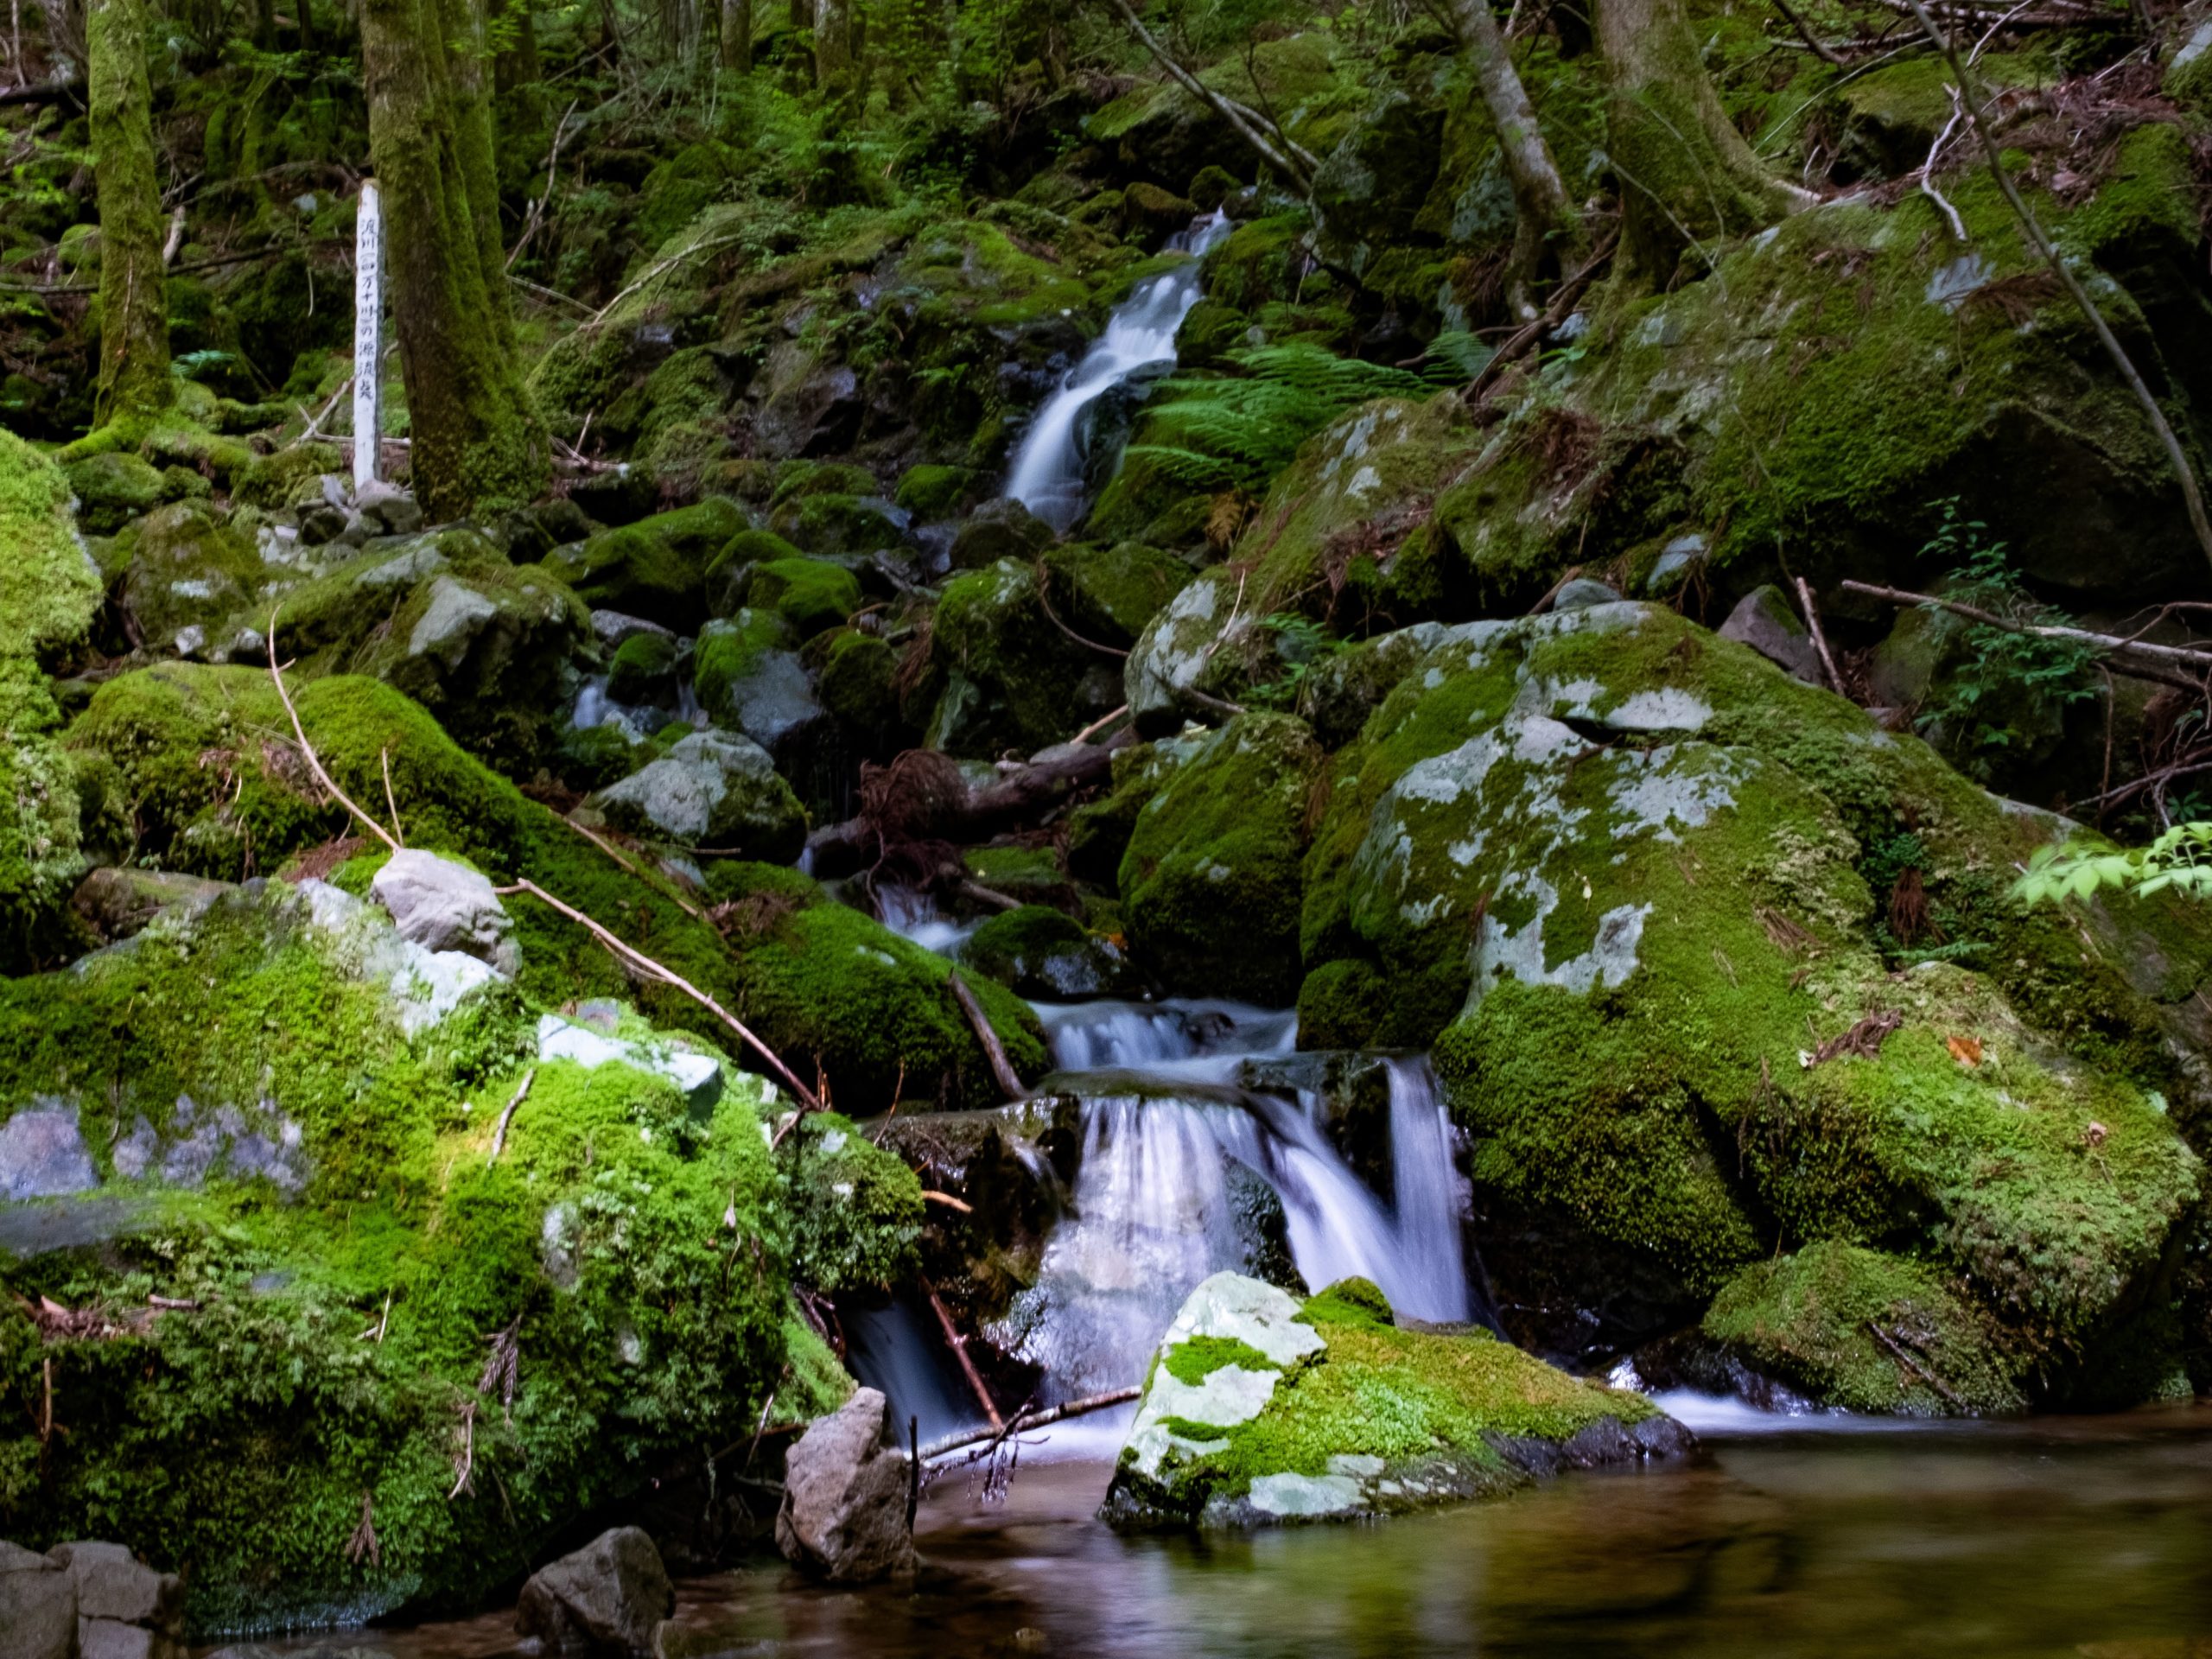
[
  {"left": 363, "top": 0, "right": 548, "bottom": 519},
  {"left": 437, "top": 0, "right": 518, "bottom": 362},
  {"left": 493, "top": 0, "right": 542, "bottom": 94},
  {"left": 813, "top": 0, "right": 849, "bottom": 87},
  {"left": 720, "top": 0, "right": 751, "bottom": 71},
  {"left": 88, "top": 0, "right": 173, "bottom": 429},
  {"left": 1448, "top": 0, "right": 1582, "bottom": 317},
  {"left": 1596, "top": 0, "right": 1807, "bottom": 285}
]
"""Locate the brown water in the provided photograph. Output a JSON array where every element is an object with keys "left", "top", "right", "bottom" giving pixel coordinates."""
[{"left": 226, "top": 1408, "right": 2212, "bottom": 1659}]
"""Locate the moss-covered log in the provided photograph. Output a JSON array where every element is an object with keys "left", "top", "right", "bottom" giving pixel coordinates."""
[{"left": 87, "top": 0, "right": 173, "bottom": 428}]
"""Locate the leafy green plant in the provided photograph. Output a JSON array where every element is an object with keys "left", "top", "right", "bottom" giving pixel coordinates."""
[
  {"left": 1244, "top": 612, "right": 1346, "bottom": 709},
  {"left": 2016, "top": 822, "right": 2212, "bottom": 906},
  {"left": 1915, "top": 499, "right": 2101, "bottom": 779},
  {"left": 1121, "top": 344, "right": 1445, "bottom": 494}
]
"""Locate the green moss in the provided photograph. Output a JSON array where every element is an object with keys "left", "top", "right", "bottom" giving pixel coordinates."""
[
  {"left": 705, "top": 527, "right": 807, "bottom": 612},
  {"left": 893, "top": 464, "right": 975, "bottom": 519},
  {"left": 776, "top": 1110, "right": 924, "bottom": 1293},
  {"left": 231, "top": 442, "right": 344, "bottom": 511},
  {"left": 1162, "top": 1334, "right": 1277, "bottom": 1385},
  {"left": 692, "top": 607, "right": 797, "bottom": 721},
  {"left": 62, "top": 449, "right": 165, "bottom": 534},
  {"left": 1041, "top": 541, "right": 1194, "bottom": 648},
  {"left": 538, "top": 499, "right": 748, "bottom": 627},
  {"left": 605, "top": 631, "right": 681, "bottom": 705},
  {"left": 925, "top": 561, "right": 1102, "bottom": 758},
  {"left": 745, "top": 557, "right": 861, "bottom": 637},
  {"left": 1703, "top": 1242, "right": 2028, "bottom": 1414},
  {"left": 1119, "top": 713, "right": 1321, "bottom": 1003},
  {"left": 816, "top": 629, "right": 902, "bottom": 741},
  {"left": 960, "top": 903, "right": 1125, "bottom": 1000}
]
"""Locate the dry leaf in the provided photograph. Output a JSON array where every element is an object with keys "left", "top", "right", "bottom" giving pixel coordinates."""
[
  {"left": 1946, "top": 1035, "right": 1982, "bottom": 1066},
  {"left": 2083, "top": 1121, "right": 2109, "bottom": 1149}
]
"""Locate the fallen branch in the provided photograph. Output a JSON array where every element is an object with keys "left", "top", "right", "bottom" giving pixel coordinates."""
[
  {"left": 1918, "top": 89, "right": 1968, "bottom": 243},
  {"left": 922, "top": 1277, "right": 1003, "bottom": 1432},
  {"left": 486, "top": 1068, "right": 536, "bottom": 1165},
  {"left": 1071, "top": 704, "right": 1129, "bottom": 746},
  {"left": 957, "top": 880, "right": 1024, "bottom": 913},
  {"left": 1867, "top": 1320, "right": 1968, "bottom": 1411},
  {"left": 948, "top": 969, "right": 1027, "bottom": 1103},
  {"left": 1034, "top": 559, "right": 1130, "bottom": 659},
  {"left": 806, "top": 739, "right": 1124, "bottom": 875},
  {"left": 920, "top": 1188, "right": 973, "bottom": 1213},
  {"left": 266, "top": 608, "right": 401, "bottom": 854},
  {"left": 501, "top": 877, "right": 820, "bottom": 1109},
  {"left": 1105, "top": 0, "right": 1317, "bottom": 189},
  {"left": 1769, "top": 0, "right": 1846, "bottom": 64},
  {"left": 918, "top": 1386, "right": 1141, "bottom": 1461},
  {"left": 1792, "top": 575, "right": 1846, "bottom": 694},
  {"left": 1839, "top": 580, "right": 2212, "bottom": 684},
  {"left": 1907, "top": 0, "right": 2212, "bottom": 575}
]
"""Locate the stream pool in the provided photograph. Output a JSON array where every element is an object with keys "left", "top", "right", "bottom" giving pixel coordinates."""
[{"left": 218, "top": 1405, "right": 2212, "bottom": 1659}]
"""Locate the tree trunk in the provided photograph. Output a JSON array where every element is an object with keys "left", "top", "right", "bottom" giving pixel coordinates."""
[
  {"left": 1595, "top": 0, "right": 1808, "bottom": 286},
  {"left": 87, "top": 0, "right": 171, "bottom": 429},
  {"left": 363, "top": 0, "right": 548, "bottom": 520},
  {"left": 813, "top": 0, "right": 849, "bottom": 88},
  {"left": 1447, "top": 0, "right": 1581, "bottom": 318},
  {"left": 435, "top": 0, "right": 517, "bottom": 361},
  {"left": 493, "top": 0, "right": 540, "bottom": 94},
  {"left": 718, "top": 0, "right": 748, "bottom": 71}
]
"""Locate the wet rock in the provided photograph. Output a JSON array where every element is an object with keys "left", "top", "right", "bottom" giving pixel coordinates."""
[
  {"left": 959, "top": 905, "right": 1129, "bottom": 1001},
  {"left": 0, "top": 1540, "right": 76, "bottom": 1659},
  {"left": 588, "top": 610, "right": 675, "bottom": 652},
  {"left": 371, "top": 849, "right": 519, "bottom": 977},
  {"left": 950, "top": 497, "right": 1056, "bottom": 571},
  {"left": 1550, "top": 577, "right": 1622, "bottom": 612},
  {"left": 767, "top": 493, "right": 903, "bottom": 558},
  {"left": 1122, "top": 181, "right": 1200, "bottom": 239},
  {"left": 353, "top": 479, "right": 423, "bottom": 537},
  {"left": 1101, "top": 1274, "right": 1686, "bottom": 1529},
  {"left": 1719, "top": 584, "right": 1821, "bottom": 684},
  {"left": 0, "top": 1104, "right": 98, "bottom": 1200},
  {"left": 513, "top": 1527, "right": 673, "bottom": 1656},
  {"left": 775, "top": 1387, "right": 918, "bottom": 1584},
  {"left": 594, "top": 730, "right": 807, "bottom": 861},
  {"left": 693, "top": 612, "right": 830, "bottom": 775}
]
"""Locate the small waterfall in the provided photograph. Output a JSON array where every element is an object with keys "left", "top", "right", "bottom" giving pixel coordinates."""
[
  {"left": 874, "top": 885, "right": 979, "bottom": 957},
  {"left": 1035, "top": 998, "right": 1295, "bottom": 1080},
  {"left": 1004, "top": 211, "right": 1232, "bottom": 533},
  {"left": 843, "top": 1300, "right": 980, "bottom": 1446},
  {"left": 1382, "top": 1058, "right": 1471, "bottom": 1323}
]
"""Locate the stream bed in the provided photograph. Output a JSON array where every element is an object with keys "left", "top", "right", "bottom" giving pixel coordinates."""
[{"left": 212, "top": 1408, "right": 2212, "bottom": 1658}]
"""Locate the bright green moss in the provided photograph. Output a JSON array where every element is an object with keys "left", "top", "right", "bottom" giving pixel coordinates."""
[
  {"left": 893, "top": 464, "right": 974, "bottom": 519},
  {"left": 925, "top": 561, "right": 1102, "bottom": 758},
  {"left": 605, "top": 631, "right": 681, "bottom": 704},
  {"left": 1041, "top": 541, "right": 1194, "bottom": 648},
  {"left": 538, "top": 498, "right": 747, "bottom": 627},
  {"left": 1162, "top": 1334, "right": 1278, "bottom": 1386},
  {"left": 746, "top": 557, "right": 861, "bottom": 637},
  {"left": 777, "top": 1110, "right": 924, "bottom": 1293},
  {"left": 1703, "top": 1241, "right": 2027, "bottom": 1414}
]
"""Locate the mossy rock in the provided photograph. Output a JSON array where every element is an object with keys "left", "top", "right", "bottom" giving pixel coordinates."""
[
  {"left": 704, "top": 527, "right": 807, "bottom": 614},
  {"left": 744, "top": 557, "right": 861, "bottom": 637},
  {"left": 959, "top": 904, "right": 1131, "bottom": 1001},
  {"left": 0, "top": 878, "right": 818, "bottom": 1631},
  {"left": 893, "top": 464, "right": 976, "bottom": 520},
  {"left": 114, "top": 501, "right": 264, "bottom": 653},
  {"left": 63, "top": 450, "right": 167, "bottom": 534},
  {"left": 1119, "top": 712, "right": 1321, "bottom": 1004},
  {"left": 592, "top": 729, "right": 806, "bottom": 861},
  {"left": 710, "top": 868, "right": 1048, "bottom": 1109},
  {"left": 1701, "top": 1242, "right": 2028, "bottom": 1415},
  {"left": 231, "top": 443, "right": 343, "bottom": 512},
  {"left": 776, "top": 1110, "right": 925, "bottom": 1293},
  {"left": 766, "top": 493, "right": 903, "bottom": 557},
  {"left": 538, "top": 498, "right": 748, "bottom": 628},
  {"left": 1042, "top": 541, "right": 1194, "bottom": 649},
  {"left": 926, "top": 561, "right": 1118, "bottom": 758},
  {"left": 815, "top": 629, "right": 906, "bottom": 751},
  {"left": 265, "top": 528, "right": 593, "bottom": 770},
  {"left": 606, "top": 630, "right": 683, "bottom": 705},
  {"left": 693, "top": 608, "right": 828, "bottom": 774},
  {"left": 1300, "top": 602, "right": 2208, "bottom": 1390},
  {"left": 1101, "top": 1273, "right": 1686, "bottom": 1529}
]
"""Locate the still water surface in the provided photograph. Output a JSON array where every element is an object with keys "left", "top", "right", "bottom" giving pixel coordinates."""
[{"left": 225, "top": 1408, "right": 2212, "bottom": 1659}]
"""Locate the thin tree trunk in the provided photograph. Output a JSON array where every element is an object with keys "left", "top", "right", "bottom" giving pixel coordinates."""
[
  {"left": 87, "top": 0, "right": 171, "bottom": 428},
  {"left": 363, "top": 0, "right": 548, "bottom": 519},
  {"left": 437, "top": 0, "right": 516, "bottom": 361},
  {"left": 813, "top": 0, "right": 848, "bottom": 88},
  {"left": 719, "top": 0, "right": 749, "bottom": 71},
  {"left": 1447, "top": 0, "right": 1582, "bottom": 317},
  {"left": 1595, "top": 0, "right": 1811, "bottom": 285}
]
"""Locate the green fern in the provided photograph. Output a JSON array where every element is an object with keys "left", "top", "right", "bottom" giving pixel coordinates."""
[{"left": 1122, "top": 344, "right": 1440, "bottom": 495}]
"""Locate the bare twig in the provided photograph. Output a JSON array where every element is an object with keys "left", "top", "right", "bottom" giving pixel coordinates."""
[
  {"left": 1906, "top": 0, "right": 2212, "bottom": 574},
  {"left": 1839, "top": 580, "right": 2212, "bottom": 682},
  {"left": 918, "top": 1386, "right": 1141, "bottom": 1460},
  {"left": 1464, "top": 232, "right": 1619, "bottom": 402},
  {"left": 487, "top": 1069, "right": 537, "bottom": 1166},
  {"left": 1868, "top": 1321, "right": 1968, "bottom": 1410},
  {"left": 1770, "top": 0, "right": 1845, "bottom": 64},
  {"left": 920, "top": 1189, "right": 973, "bottom": 1213},
  {"left": 1919, "top": 89, "right": 1968, "bottom": 242},
  {"left": 921, "top": 1277, "right": 1002, "bottom": 1431},
  {"left": 1104, "top": 0, "right": 1317, "bottom": 188},
  {"left": 379, "top": 747, "right": 404, "bottom": 845},
  {"left": 947, "top": 970, "right": 1027, "bottom": 1102},
  {"left": 1792, "top": 576, "right": 1846, "bottom": 693},
  {"left": 267, "top": 609, "right": 401, "bottom": 853},
  {"left": 1071, "top": 704, "right": 1129, "bottom": 746}
]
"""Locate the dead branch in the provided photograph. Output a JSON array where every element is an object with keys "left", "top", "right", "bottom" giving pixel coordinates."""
[
  {"left": 921, "top": 1189, "right": 974, "bottom": 1213},
  {"left": 1806, "top": 1008, "right": 1904, "bottom": 1065},
  {"left": 1464, "top": 232, "right": 1619, "bottom": 403},
  {"left": 266, "top": 607, "right": 402, "bottom": 854},
  {"left": 1792, "top": 575, "right": 1846, "bottom": 693},
  {"left": 1071, "top": 704, "right": 1130, "bottom": 746},
  {"left": 948, "top": 970, "right": 1027, "bottom": 1102},
  {"left": 344, "top": 1492, "right": 380, "bottom": 1567},
  {"left": 1105, "top": 0, "right": 1317, "bottom": 189},
  {"left": 1033, "top": 558, "right": 1130, "bottom": 659},
  {"left": 478, "top": 1316, "right": 522, "bottom": 1421},
  {"left": 1868, "top": 1321, "right": 1968, "bottom": 1410},
  {"left": 1770, "top": 0, "right": 1845, "bottom": 64},
  {"left": 1840, "top": 580, "right": 2212, "bottom": 687},
  {"left": 918, "top": 1386, "right": 1141, "bottom": 1460},
  {"left": 921, "top": 1276, "right": 1003, "bottom": 1432},
  {"left": 487, "top": 1068, "right": 537, "bottom": 1166}
]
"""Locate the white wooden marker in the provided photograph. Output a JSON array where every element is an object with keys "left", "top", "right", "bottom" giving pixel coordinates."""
[{"left": 353, "top": 178, "right": 385, "bottom": 490}]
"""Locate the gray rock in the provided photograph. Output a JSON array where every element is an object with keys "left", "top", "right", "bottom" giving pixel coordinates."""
[
  {"left": 51, "top": 1542, "right": 180, "bottom": 1631},
  {"left": 1642, "top": 531, "right": 1709, "bottom": 595},
  {"left": 0, "top": 1105, "right": 98, "bottom": 1200},
  {"left": 354, "top": 479, "right": 423, "bottom": 536},
  {"left": 949, "top": 497, "right": 1054, "bottom": 570},
  {"left": 775, "top": 1387, "right": 917, "bottom": 1585},
  {"left": 512, "top": 1527, "right": 672, "bottom": 1656},
  {"left": 594, "top": 731, "right": 806, "bottom": 861},
  {"left": 1552, "top": 577, "right": 1624, "bottom": 612},
  {"left": 77, "top": 1621, "right": 182, "bottom": 1659},
  {"left": 589, "top": 611, "right": 676, "bottom": 652},
  {"left": 0, "top": 1539, "right": 76, "bottom": 1659},
  {"left": 702, "top": 639, "right": 828, "bottom": 768},
  {"left": 1719, "top": 584, "right": 1822, "bottom": 684},
  {"left": 370, "top": 849, "right": 519, "bottom": 977},
  {"left": 110, "top": 1097, "right": 308, "bottom": 1194},
  {"left": 533, "top": 1014, "right": 724, "bottom": 1113},
  {"left": 72, "top": 868, "right": 232, "bottom": 944}
]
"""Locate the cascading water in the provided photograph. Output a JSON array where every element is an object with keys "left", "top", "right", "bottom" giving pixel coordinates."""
[{"left": 1003, "top": 211, "right": 1232, "bottom": 533}]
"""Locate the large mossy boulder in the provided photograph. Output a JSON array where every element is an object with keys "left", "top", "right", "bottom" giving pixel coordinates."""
[
  {"left": 1299, "top": 601, "right": 2209, "bottom": 1396},
  {"left": 537, "top": 498, "right": 747, "bottom": 628},
  {"left": 1101, "top": 1274, "right": 1687, "bottom": 1529},
  {"left": 62, "top": 450, "right": 166, "bottom": 534},
  {"left": 264, "top": 528, "right": 592, "bottom": 768},
  {"left": 0, "top": 430, "right": 104, "bottom": 969},
  {"left": 925, "top": 560, "right": 1118, "bottom": 758},
  {"left": 959, "top": 904, "right": 1130, "bottom": 1001},
  {"left": 114, "top": 502, "right": 264, "bottom": 655},
  {"left": 693, "top": 608, "right": 830, "bottom": 780},
  {"left": 1120, "top": 713, "right": 1320, "bottom": 1004},
  {"left": 0, "top": 878, "right": 839, "bottom": 1632},
  {"left": 707, "top": 863, "right": 1047, "bottom": 1109}
]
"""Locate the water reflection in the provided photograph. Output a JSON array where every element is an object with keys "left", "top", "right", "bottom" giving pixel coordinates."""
[{"left": 218, "top": 1411, "right": 2212, "bottom": 1659}]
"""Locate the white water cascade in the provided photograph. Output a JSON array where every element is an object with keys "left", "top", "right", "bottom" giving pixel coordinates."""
[{"left": 1003, "top": 210, "right": 1232, "bottom": 532}]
